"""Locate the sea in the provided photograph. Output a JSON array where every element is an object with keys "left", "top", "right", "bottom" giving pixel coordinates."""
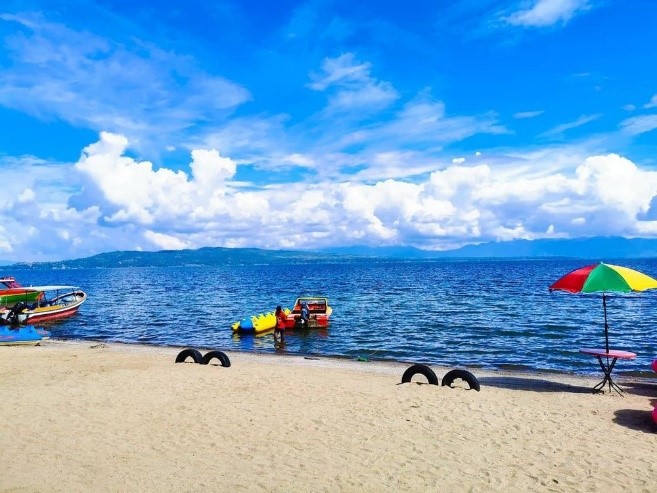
[{"left": 10, "top": 258, "right": 657, "bottom": 376}]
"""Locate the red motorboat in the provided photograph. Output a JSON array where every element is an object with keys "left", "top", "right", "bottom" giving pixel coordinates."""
[{"left": 285, "top": 297, "right": 332, "bottom": 329}]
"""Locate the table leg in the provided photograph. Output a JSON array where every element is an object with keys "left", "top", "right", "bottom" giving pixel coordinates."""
[{"left": 592, "top": 356, "right": 623, "bottom": 396}]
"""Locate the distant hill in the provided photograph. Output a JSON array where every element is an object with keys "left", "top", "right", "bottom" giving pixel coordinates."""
[
  {"left": 8, "top": 246, "right": 358, "bottom": 269},
  {"left": 438, "top": 237, "right": 657, "bottom": 259},
  {"left": 7, "top": 236, "right": 657, "bottom": 269},
  {"left": 322, "top": 237, "right": 657, "bottom": 259},
  {"left": 320, "top": 245, "right": 438, "bottom": 258}
]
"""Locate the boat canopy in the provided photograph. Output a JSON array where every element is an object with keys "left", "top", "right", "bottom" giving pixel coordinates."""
[{"left": 21, "top": 285, "right": 80, "bottom": 292}]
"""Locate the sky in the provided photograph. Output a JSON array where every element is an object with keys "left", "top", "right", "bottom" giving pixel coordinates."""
[{"left": 1, "top": 0, "right": 657, "bottom": 262}]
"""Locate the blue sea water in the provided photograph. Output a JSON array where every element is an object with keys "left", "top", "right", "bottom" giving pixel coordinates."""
[{"left": 10, "top": 258, "right": 657, "bottom": 376}]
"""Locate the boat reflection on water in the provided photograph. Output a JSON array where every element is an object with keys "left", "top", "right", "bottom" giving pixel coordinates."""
[{"left": 232, "top": 327, "right": 329, "bottom": 353}]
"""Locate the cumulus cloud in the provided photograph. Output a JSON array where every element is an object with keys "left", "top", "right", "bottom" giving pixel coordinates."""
[
  {"left": 0, "top": 133, "right": 657, "bottom": 260},
  {"left": 3, "top": 133, "right": 657, "bottom": 261},
  {"left": 504, "top": 0, "right": 591, "bottom": 27},
  {"left": 73, "top": 132, "right": 239, "bottom": 226}
]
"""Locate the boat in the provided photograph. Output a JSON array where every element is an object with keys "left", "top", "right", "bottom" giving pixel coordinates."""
[
  {"left": 285, "top": 297, "right": 332, "bottom": 329},
  {"left": 0, "top": 276, "right": 41, "bottom": 308},
  {"left": 0, "top": 286, "right": 87, "bottom": 325},
  {"left": 0, "top": 325, "right": 51, "bottom": 346},
  {"left": 232, "top": 308, "right": 290, "bottom": 334}
]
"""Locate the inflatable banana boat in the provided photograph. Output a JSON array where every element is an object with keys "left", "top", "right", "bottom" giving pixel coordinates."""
[{"left": 231, "top": 308, "right": 290, "bottom": 334}]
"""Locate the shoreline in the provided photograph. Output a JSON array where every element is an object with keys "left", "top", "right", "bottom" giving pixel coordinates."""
[
  {"left": 37, "top": 338, "right": 657, "bottom": 391},
  {"left": 45, "top": 335, "right": 657, "bottom": 380},
  {"left": 2, "top": 339, "right": 656, "bottom": 492}
]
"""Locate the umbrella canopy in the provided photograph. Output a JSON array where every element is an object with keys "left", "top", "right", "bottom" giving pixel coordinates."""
[{"left": 550, "top": 262, "right": 657, "bottom": 352}]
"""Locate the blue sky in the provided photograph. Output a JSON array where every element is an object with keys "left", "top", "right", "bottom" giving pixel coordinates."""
[{"left": 1, "top": 0, "right": 657, "bottom": 261}]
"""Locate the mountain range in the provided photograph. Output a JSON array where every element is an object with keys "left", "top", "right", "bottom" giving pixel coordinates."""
[
  {"left": 322, "top": 237, "right": 657, "bottom": 259},
  {"left": 5, "top": 236, "right": 657, "bottom": 269}
]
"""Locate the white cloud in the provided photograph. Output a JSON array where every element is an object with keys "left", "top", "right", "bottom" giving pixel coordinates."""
[
  {"left": 308, "top": 53, "right": 398, "bottom": 113},
  {"left": 540, "top": 114, "right": 601, "bottom": 138},
  {"left": 452, "top": 157, "right": 466, "bottom": 164},
  {"left": 328, "top": 83, "right": 398, "bottom": 112},
  {"left": 73, "top": 132, "right": 241, "bottom": 226},
  {"left": 190, "top": 149, "right": 237, "bottom": 189},
  {"left": 513, "top": 110, "right": 544, "bottom": 119},
  {"left": 308, "top": 53, "right": 372, "bottom": 91},
  {"left": 143, "top": 231, "right": 191, "bottom": 250},
  {"left": 0, "top": 13, "right": 250, "bottom": 151},
  {"left": 620, "top": 115, "right": 657, "bottom": 136},
  {"left": 3, "top": 133, "right": 657, "bottom": 261},
  {"left": 17, "top": 189, "right": 36, "bottom": 203},
  {"left": 644, "top": 95, "right": 657, "bottom": 109},
  {"left": 375, "top": 92, "right": 508, "bottom": 148},
  {"left": 622, "top": 104, "right": 636, "bottom": 112},
  {"left": 505, "top": 0, "right": 591, "bottom": 27},
  {"left": 282, "top": 153, "right": 315, "bottom": 167}
]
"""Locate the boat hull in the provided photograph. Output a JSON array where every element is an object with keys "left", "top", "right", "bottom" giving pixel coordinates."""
[
  {"left": 0, "top": 289, "right": 41, "bottom": 308},
  {"left": 285, "top": 297, "right": 332, "bottom": 330}
]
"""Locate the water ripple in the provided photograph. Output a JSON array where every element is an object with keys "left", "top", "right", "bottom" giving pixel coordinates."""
[{"left": 16, "top": 258, "right": 657, "bottom": 375}]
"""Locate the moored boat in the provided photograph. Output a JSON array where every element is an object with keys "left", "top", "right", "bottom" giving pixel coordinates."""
[
  {"left": 285, "top": 297, "right": 332, "bottom": 329},
  {"left": 0, "top": 276, "right": 41, "bottom": 308},
  {"left": 0, "top": 286, "right": 87, "bottom": 325}
]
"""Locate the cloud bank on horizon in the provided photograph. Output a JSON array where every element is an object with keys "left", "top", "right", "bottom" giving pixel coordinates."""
[{"left": 1, "top": 0, "right": 656, "bottom": 262}]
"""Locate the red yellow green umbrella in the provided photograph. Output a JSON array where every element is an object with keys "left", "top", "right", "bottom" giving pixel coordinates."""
[{"left": 550, "top": 262, "right": 657, "bottom": 352}]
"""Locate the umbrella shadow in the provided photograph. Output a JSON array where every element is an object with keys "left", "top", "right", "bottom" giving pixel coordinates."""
[
  {"left": 478, "top": 376, "right": 592, "bottom": 394},
  {"left": 612, "top": 409, "right": 657, "bottom": 433}
]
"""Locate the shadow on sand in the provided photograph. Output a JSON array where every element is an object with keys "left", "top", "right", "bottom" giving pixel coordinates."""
[
  {"left": 618, "top": 380, "right": 657, "bottom": 398},
  {"left": 612, "top": 384, "right": 657, "bottom": 433},
  {"left": 477, "top": 376, "right": 593, "bottom": 394},
  {"left": 613, "top": 409, "right": 656, "bottom": 434}
]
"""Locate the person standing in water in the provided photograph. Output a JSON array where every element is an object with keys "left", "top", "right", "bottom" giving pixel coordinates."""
[
  {"left": 300, "top": 301, "right": 310, "bottom": 328},
  {"left": 274, "top": 305, "right": 286, "bottom": 344}
]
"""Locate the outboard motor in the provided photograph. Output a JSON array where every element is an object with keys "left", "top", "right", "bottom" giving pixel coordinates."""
[
  {"left": 6, "top": 301, "right": 28, "bottom": 326},
  {"left": 295, "top": 303, "right": 310, "bottom": 329}
]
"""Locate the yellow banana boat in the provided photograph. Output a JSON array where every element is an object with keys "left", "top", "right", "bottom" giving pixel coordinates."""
[{"left": 232, "top": 308, "right": 290, "bottom": 334}]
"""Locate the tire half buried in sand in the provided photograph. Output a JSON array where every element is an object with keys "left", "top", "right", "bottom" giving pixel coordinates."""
[
  {"left": 200, "top": 350, "right": 231, "bottom": 367},
  {"left": 175, "top": 348, "right": 203, "bottom": 364},
  {"left": 401, "top": 364, "right": 439, "bottom": 385}
]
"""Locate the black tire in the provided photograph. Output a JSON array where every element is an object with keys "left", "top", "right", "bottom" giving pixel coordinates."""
[
  {"left": 401, "top": 364, "right": 439, "bottom": 385},
  {"left": 200, "top": 350, "right": 231, "bottom": 367},
  {"left": 441, "top": 369, "right": 480, "bottom": 391},
  {"left": 175, "top": 348, "right": 203, "bottom": 364}
]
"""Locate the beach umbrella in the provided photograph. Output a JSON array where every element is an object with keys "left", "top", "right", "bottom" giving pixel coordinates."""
[{"left": 549, "top": 262, "right": 657, "bottom": 353}]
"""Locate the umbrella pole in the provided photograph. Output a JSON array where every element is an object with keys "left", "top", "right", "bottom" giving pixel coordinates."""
[{"left": 603, "top": 293, "right": 609, "bottom": 353}]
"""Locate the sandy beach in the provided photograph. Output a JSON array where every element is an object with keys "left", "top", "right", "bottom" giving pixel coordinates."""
[{"left": 1, "top": 341, "right": 656, "bottom": 492}]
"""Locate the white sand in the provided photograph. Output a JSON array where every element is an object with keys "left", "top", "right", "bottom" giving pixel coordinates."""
[{"left": 1, "top": 341, "right": 656, "bottom": 492}]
